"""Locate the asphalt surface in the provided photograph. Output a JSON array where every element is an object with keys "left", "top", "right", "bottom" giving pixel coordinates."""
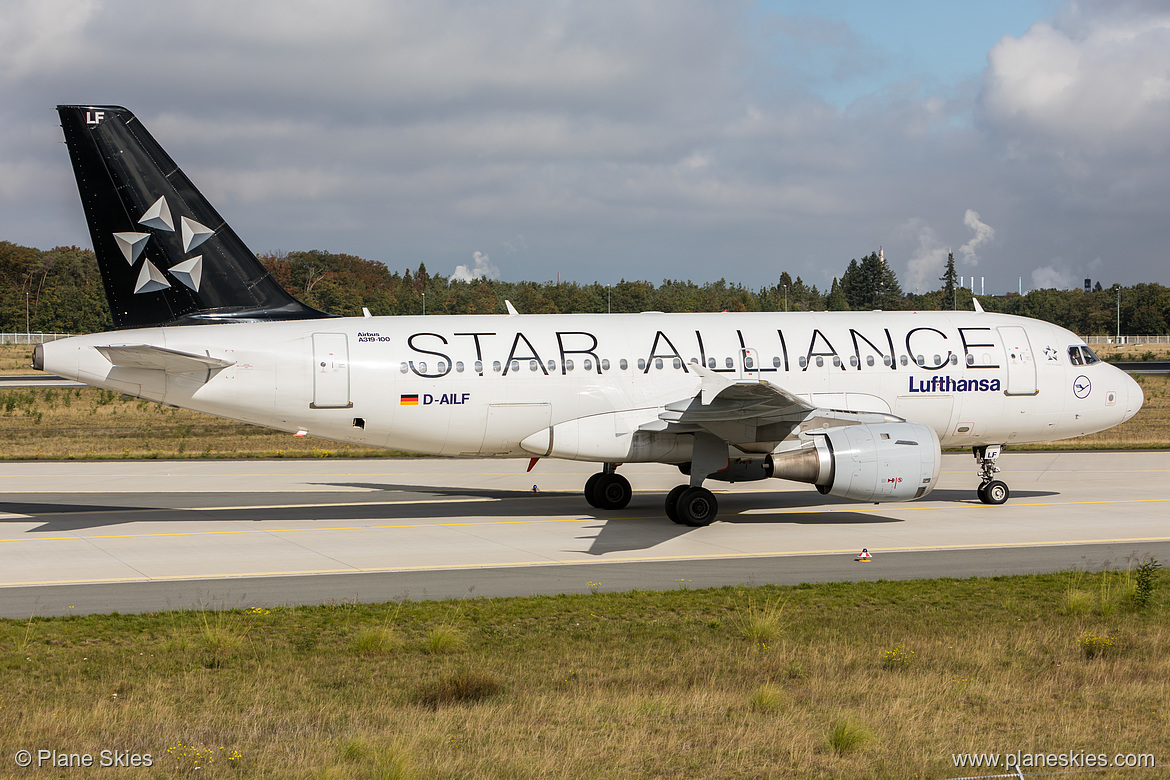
[{"left": 1, "top": 452, "right": 1168, "bottom": 616}]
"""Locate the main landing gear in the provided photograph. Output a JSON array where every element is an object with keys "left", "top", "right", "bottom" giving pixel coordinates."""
[
  {"left": 974, "top": 445, "right": 1009, "bottom": 505},
  {"left": 665, "top": 484, "right": 718, "bottom": 527},
  {"left": 583, "top": 463, "right": 632, "bottom": 510},
  {"left": 664, "top": 431, "right": 725, "bottom": 527}
]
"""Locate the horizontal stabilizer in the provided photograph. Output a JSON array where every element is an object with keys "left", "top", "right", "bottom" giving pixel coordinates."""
[{"left": 94, "top": 344, "right": 235, "bottom": 374}]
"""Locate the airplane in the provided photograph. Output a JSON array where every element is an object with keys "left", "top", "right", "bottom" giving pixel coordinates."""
[{"left": 34, "top": 105, "right": 1144, "bottom": 526}]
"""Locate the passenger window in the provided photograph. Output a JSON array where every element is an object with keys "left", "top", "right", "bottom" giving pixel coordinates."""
[
  {"left": 916, "top": 355, "right": 925, "bottom": 366},
  {"left": 900, "top": 355, "right": 908, "bottom": 366},
  {"left": 584, "top": 359, "right": 593, "bottom": 371},
  {"left": 456, "top": 361, "right": 464, "bottom": 372},
  {"left": 707, "top": 358, "right": 716, "bottom": 369},
  {"left": 565, "top": 359, "right": 574, "bottom": 372},
  {"left": 529, "top": 360, "right": 538, "bottom": 372},
  {"left": 602, "top": 359, "right": 610, "bottom": 371},
  {"left": 865, "top": 356, "right": 874, "bottom": 367},
  {"left": 492, "top": 361, "right": 501, "bottom": 372},
  {"left": 399, "top": 362, "right": 409, "bottom": 374},
  {"left": 437, "top": 361, "right": 446, "bottom": 373},
  {"left": 832, "top": 356, "right": 841, "bottom": 367},
  {"left": 1068, "top": 347, "right": 1083, "bottom": 366},
  {"left": 474, "top": 360, "right": 483, "bottom": 373},
  {"left": 654, "top": 358, "right": 663, "bottom": 370},
  {"left": 619, "top": 359, "right": 628, "bottom": 370},
  {"left": 932, "top": 354, "right": 941, "bottom": 367},
  {"left": 418, "top": 361, "right": 427, "bottom": 373},
  {"left": 510, "top": 360, "right": 519, "bottom": 373},
  {"left": 725, "top": 357, "right": 734, "bottom": 368},
  {"left": 815, "top": 357, "right": 824, "bottom": 368},
  {"left": 799, "top": 357, "right": 807, "bottom": 368},
  {"left": 744, "top": 356, "right": 754, "bottom": 369},
  {"left": 673, "top": 358, "right": 682, "bottom": 369},
  {"left": 638, "top": 358, "right": 646, "bottom": 370},
  {"left": 773, "top": 356, "right": 782, "bottom": 368},
  {"left": 966, "top": 353, "right": 975, "bottom": 366},
  {"left": 950, "top": 354, "right": 958, "bottom": 365},
  {"left": 547, "top": 360, "right": 556, "bottom": 372}
]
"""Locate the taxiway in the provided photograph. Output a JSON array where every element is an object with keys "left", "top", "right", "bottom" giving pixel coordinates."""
[{"left": 1, "top": 451, "right": 1167, "bottom": 616}]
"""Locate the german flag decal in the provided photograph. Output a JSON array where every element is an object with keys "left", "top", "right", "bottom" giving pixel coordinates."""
[{"left": 400, "top": 394, "right": 419, "bottom": 406}]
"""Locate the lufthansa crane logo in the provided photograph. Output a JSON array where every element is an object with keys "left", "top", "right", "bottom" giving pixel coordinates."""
[{"left": 1073, "top": 375, "right": 1091, "bottom": 399}]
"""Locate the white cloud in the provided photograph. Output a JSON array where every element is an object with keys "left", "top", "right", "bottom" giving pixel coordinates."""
[
  {"left": 982, "top": 9, "right": 1170, "bottom": 155},
  {"left": 451, "top": 251, "right": 500, "bottom": 283}
]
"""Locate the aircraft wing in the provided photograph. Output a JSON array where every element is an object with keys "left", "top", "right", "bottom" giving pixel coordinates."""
[
  {"left": 94, "top": 344, "right": 235, "bottom": 374},
  {"left": 653, "top": 362, "right": 899, "bottom": 447}
]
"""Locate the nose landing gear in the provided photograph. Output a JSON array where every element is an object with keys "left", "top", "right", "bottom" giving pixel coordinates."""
[{"left": 974, "top": 445, "right": 1009, "bottom": 505}]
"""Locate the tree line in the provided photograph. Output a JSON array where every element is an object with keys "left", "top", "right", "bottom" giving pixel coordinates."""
[{"left": 2, "top": 240, "right": 1168, "bottom": 336}]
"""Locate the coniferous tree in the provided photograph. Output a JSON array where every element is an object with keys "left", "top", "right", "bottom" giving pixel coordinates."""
[{"left": 939, "top": 251, "right": 958, "bottom": 308}]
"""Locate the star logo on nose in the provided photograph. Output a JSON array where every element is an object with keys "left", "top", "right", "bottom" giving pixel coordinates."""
[
  {"left": 112, "top": 195, "right": 211, "bottom": 294},
  {"left": 1043, "top": 345, "right": 1058, "bottom": 361}
]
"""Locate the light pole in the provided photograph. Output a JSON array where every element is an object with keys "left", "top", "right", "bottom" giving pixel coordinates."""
[
  {"left": 25, "top": 291, "right": 30, "bottom": 336},
  {"left": 422, "top": 292, "right": 426, "bottom": 316},
  {"left": 1116, "top": 285, "right": 1121, "bottom": 344},
  {"left": 783, "top": 284, "right": 788, "bottom": 312}
]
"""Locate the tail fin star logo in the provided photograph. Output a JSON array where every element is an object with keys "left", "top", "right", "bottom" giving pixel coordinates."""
[{"left": 110, "top": 196, "right": 212, "bottom": 294}]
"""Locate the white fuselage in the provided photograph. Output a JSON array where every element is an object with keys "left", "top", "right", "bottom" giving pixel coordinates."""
[{"left": 39, "top": 310, "right": 1143, "bottom": 460}]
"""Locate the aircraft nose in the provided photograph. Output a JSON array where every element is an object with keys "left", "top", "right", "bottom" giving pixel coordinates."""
[{"left": 1122, "top": 373, "right": 1144, "bottom": 423}]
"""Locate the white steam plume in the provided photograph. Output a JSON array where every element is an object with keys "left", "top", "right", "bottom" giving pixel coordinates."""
[
  {"left": 451, "top": 250, "right": 500, "bottom": 283},
  {"left": 958, "top": 209, "right": 995, "bottom": 266}
]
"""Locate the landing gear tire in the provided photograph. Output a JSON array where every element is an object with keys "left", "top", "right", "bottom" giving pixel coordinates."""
[
  {"left": 676, "top": 486, "right": 718, "bottom": 527},
  {"left": 583, "top": 473, "right": 602, "bottom": 508},
  {"left": 979, "top": 479, "right": 1009, "bottom": 505},
  {"left": 665, "top": 485, "right": 689, "bottom": 524},
  {"left": 592, "top": 473, "right": 632, "bottom": 510}
]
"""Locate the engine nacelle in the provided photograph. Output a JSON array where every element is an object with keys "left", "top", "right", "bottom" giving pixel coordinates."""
[{"left": 769, "top": 422, "right": 941, "bottom": 502}]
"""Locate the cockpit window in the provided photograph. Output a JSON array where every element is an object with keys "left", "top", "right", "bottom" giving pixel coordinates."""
[{"left": 1068, "top": 345, "right": 1101, "bottom": 366}]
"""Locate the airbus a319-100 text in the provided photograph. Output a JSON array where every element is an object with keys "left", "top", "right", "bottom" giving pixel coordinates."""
[{"left": 35, "top": 106, "right": 1144, "bottom": 526}]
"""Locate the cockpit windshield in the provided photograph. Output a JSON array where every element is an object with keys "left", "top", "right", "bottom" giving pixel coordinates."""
[{"left": 1068, "top": 345, "right": 1101, "bottom": 366}]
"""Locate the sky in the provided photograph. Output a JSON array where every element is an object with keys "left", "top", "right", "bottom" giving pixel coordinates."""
[{"left": 2, "top": 0, "right": 1168, "bottom": 295}]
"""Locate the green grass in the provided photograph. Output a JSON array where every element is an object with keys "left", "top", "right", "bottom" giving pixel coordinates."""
[{"left": 3, "top": 570, "right": 1167, "bottom": 778}]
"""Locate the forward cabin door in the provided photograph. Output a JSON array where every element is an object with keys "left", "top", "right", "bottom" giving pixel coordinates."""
[
  {"left": 311, "top": 333, "right": 352, "bottom": 408},
  {"left": 998, "top": 326, "right": 1038, "bottom": 396}
]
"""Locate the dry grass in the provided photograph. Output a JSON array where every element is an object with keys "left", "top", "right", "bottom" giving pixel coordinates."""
[
  {"left": 0, "top": 385, "right": 392, "bottom": 459},
  {"left": 2, "top": 572, "right": 1167, "bottom": 778}
]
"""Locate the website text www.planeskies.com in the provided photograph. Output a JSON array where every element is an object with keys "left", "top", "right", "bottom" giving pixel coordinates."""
[{"left": 952, "top": 750, "right": 1155, "bottom": 772}]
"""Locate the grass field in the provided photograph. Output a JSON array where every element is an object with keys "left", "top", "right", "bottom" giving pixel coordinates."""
[{"left": 2, "top": 571, "right": 1166, "bottom": 778}]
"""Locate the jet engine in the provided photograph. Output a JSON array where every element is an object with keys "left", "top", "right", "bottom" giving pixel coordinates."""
[{"left": 769, "top": 422, "right": 941, "bottom": 502}]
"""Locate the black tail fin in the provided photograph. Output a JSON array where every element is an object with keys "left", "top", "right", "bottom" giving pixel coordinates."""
[{"left": 57, "top": 105, "right": 330, "bottom": 328}]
